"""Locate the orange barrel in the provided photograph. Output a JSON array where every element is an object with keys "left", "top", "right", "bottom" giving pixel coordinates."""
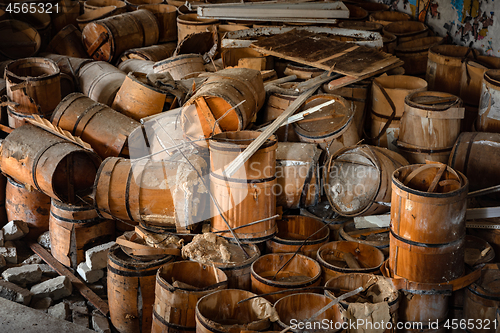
[
  {"left": 195, "top": 289, "right": 275, "bottom": 333},
  {"left": 112, "top": 72, "right": 173, "bottom": 121},
  {"left": 49, "top": 199, "right": 115, "bottom": 269},
  {"left": 51, "top": 93, "right": 140, "bottom": 158},
  {"left": 5, "top": 57, "right": 61, "bottom": 119},
  {"left": 119, "top": 43, "right": 177, "bottom": 63},
  {"left": 266, "top": 215, "right": 329, "bottom": 259},
  {"left": 151, "top": 261, "right": 228, "bottom": 333},
  {"left": 317, "top": 241, "right": 385, "bottom": 284},
  {"left": 93, "top": 156, "right": 208, "bottom": 230},
  {"left": 250, "top": 253, "right": 321, "bottom": 303},
  {"left": 153, "top": 54, "right": 206, "bottom": 80},
  {"left": 478, "top": 69, "right": 500, "bottom": 132},
  {"left": 108, "top": 245, "right": 174, "bottom": 333},
  {"left": 0, "top": 20, "right": 41, "bottom": 60},
  {"left": 78, "top": 61, "right": 127, "bottom": 107},
  {"left": 293, "top": 94, "right": 358, "bottom": 154},
  {"left": 138, "top": 4, "right": 177, "bottom": 43},
  {"left": 395, "top": 37, "right": 444, "bottom": 76},
  {"left": 397, "top": 91, "right": 464, "bottom": 164},
  {"left": 0, "top": 124, "right": 101, "bottom": 204},
  {"left": 369, "top": 11, "right": 411, "bottom": 26},
  {"left": 5, "top": 177, "right": 51, "bottom": 238},
  {"left": 275, "top": 142, "right": 321, "bottom": 209},
  {"left": 370, "top": 75, "right": 428, "bottom": 150},
  {"left": 118, "top": 59, "right": 155, "bottom": 74},
  {"left": 209, "top": 131, "right": 277, "bottom": 242},
  {"left": 383, "top": 21, "right": 429, "bottom": 45},
  {"left": 427, "top": 45, "right": 479, "bottom": 96},
  {"left": 46, "top": 24, "right": 88, "bottom": 58},
  {"left": 389, "top": 164, "right": 468, "bottom": 283},
  {"left": 82, "top": 9, "right": 159, "bottom": 62},
  {"left": 324, "top": 145, "right": 408, "bottom": 217},
  {"left": 176, "top": 14, "right": 219, "bottom": 43},
  {"left": 83, "top": 0, "right": 127, "bottom": 13}
]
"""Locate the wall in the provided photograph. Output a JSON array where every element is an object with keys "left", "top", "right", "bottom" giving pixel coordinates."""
[{"left": 376, "top": 0, "right": 500, "bottom": 55}]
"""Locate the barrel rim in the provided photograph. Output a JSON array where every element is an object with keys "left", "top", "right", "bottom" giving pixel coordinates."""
[
  {"left": 404, "top": 90, "right": 462, "bottom": 111},
  {"left": 395, "top": 36, "right": 444, "bottom": 53},
  {"left": 108, "top": 244, "right": 173, "bottom": 270},
  {"left": 177, "top": 13, "right": 219, "bottom": 25},
  {"left": 484, "top": 69, "right": 500, "bottom": 86},
  {"left": 269, "top": 215, "right": 330, "bottom": 246},
  {"left": 339, "top": 220, "right": 389, "bottom": 249},
  {"left": 5, "top": 57, "right": 60, "bottom": 82},
  {"left": 209, "top": 131, "right": 277, "bottom": 151},
  {"left": 50, "top": 198, "right": 96, "bottom": 212},
  {"left": 317, "top": 240, "right": 385, "bottom": 273},
  {"left": 125, "top": 71, "right": 169, "bottom": 94},
  {"left": 382, "top": 20, "right": 428, "bottom": 37},
  {"left": 51, "top": 92, "right": 94, "bottom": 125}
]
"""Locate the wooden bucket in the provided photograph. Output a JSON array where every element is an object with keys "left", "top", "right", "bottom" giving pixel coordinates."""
[
  {"left": 118, "top": 59, "right": 155, "bottom": 74},
  {"left": 324, "top": 273, "right": 399, "bottom": 332},
  {"left": 370, "top": 75, "right": 428, "bottom": 150},
  {"left": 369, "top": 11, "right": 411, "bottom": 25},
  {"left": 477, "top": 69, "right": 500, "bottom": 132},
  {"left": 0, "top": 124, "right": 101, "bottom": 203},
  {"left": 78, "top": 61, "right": 127, "bottom": 106},
  {"left": 274, "top": 293, "right": 344, "bottom": 333},
  {"left": 382, "top": 32, "right": 397, "bottom": 54},
  {"left": 125, "top": 0, "right": 162, "bottom": 10},
  {"left": 449, "top": 132, "right": 500, "bottom": 192},
  {"left": 46, "top": 24, "right": 88, "bottom": 58},
  {"left": 153, "top": 54, "right": 205, "bottom": 80},
  {"left": 222, "top": 48, "right": 273, "bottom": 71},
  {"left": 5, "top": 57, "right": 61, "bottom": 117},
  {"left": 397, "top": 91, "right": 464, "bottom": 164},
  {"left": 250, "top": 253, "right": 322, "bottom": 303},
  {"left": 317, "top": 241, "right": 385, "bottom": 283},
  {"left": 112, "top": 72, "right": 171, "bottom": 121},
  {"left": 462, "top": 56, "right": 500, "bottom": 106},
  {"left": 0, "top": 20, "right": 41, "bottom": 59},
  {"left": 383, "top": 21, "right": 429, "bottom": 45},
  {"left": 266, "top": 215, "right": 329, "bottom": 259},
  {"left": 294, "top": 94, "right": 358, "bottom": 153},
  {"left": 52, "top": 92, "right": 140, "bottom": 158},
  {"left": 108, "top": 246, "right": 174, "bottom": 333},
  {"left": 463, "top": 266, "right": 500, "bottom": 333},
  {"left": 49, "top": 199, "right": 115, "bottom": 269},
  {"left": 120, "top": 43, "right": 177, "bottom": 63},
  {"left": 324, "top": 145, "right": 408, "bottom": 217},
  {"left": 195, "top": 289, "right": 275, "bottom": 333},
  {"left": 339, "top": 220, "right": 390, "bottom": 256},
  {"left": 275, "top": 142, "right": 321, "bottom": 209},
  {"left": 209, "top": 131, "right": 277, "bottom": 242},
  {"left": 93, "top": 156, "right": 208, "bottom": 228},
  {"left": 395, "top": 37, "right": 444, "bottom": 76},
  {"left": 176, "top": 14, "right": 219, "bottom": 43},
  {"left": 5, "top": 177, "right": 51, "bottom": 239},
  {"left": 151, "top": 261, "right": 228, "bottom": 333},
  {"left": 51, "top": 0, "right": 81, "bottom": 33},
  {"left": 338, "top": 21, "right": 383, "bottom": 32},
  {"left": 389, "top": 164, "right": 468, "bottom": 283},
  {"left": 76, "top": 6, "right": 118, "bottom": 31},
  {"left": 427, "top": 45, "right": 479, "bottom": 96},
  {"left": 82, "top": 9, "right": 159, "bottom": 62},
  {"left": 138, "top": 4, "right": 177, "bottom": 43},
  {"left": 463, "top": 235, "right": 495, "bottom": 266},
  {"left": 84, "top": 0, "right": 127, "bottom": 13}
]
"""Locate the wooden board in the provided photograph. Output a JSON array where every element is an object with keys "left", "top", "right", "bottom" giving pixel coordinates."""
[{"left": 250, "top": 29, "right": 400, "bottom": 78}]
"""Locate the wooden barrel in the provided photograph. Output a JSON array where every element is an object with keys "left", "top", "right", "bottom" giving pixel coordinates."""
[
  {"left": 324, "top": 145, "right": 408, "bottom": 217},
  {"left": 383, "top": 32, "right": 397, "bottom": 54},
  {"left": 177, "top": 14, "right": 219, "bottom": 43},
  {"left": 46, "top": 24, "right": 88, "bottom": 58},
  {"left": 195, "top": 289, "right": 274, "bottom": 333},
  {"left": 449, "top": 132, "right": 500, "bottom": 192},
  {"left": 108, "top": 246, "right": 174, "bottom": 333},
  {"left": 76, "top": 7, "right": 118, "bottom": 31},
  {"left": 275, "top": 142, "right": 321, "bottom": 209},
  {"left": 317, "top": 241, "right": 385, "bottom": 283},
  {"left": 397, "top": 91, "right": 464, "bottom": 164},
  {"left": 93, "top": 156, "right": 208, "bottom": 228},
  {"left": 138, "top": 4, "right": 177, "bottom": 43},
  {"left": 369, "top": 11, "right": 411, "bottom": 26},
  {"left": 153, "top": 54, "right": 205, "bottom": 80},
  {"left": 5, "top": 57, "right": 61, "bottom": 117},
  {"left": 427, "top": 45, "right": 479, "bottom": 96},
  {"left": 463, "top": 235, "right": 495, "bottom": 266},
  {"left": 464, "top": 266, "right": 500, "bottom": 333},
  {"left": 50, "top": 199, "right": 115, "bottom": 268},
  {"left": 395, "top": 37, "right": 444, "bottom": 76},
  {"left": 389, "top": 163, "right": 468, "bottom": 283},
  {"left": 183, "top": 68, "right": 265, "bottom": 148},
  {"left": 118, "top": 59, "right": 155, "bottom": 74},
  {"left": 209, "top": 131, "right": 277, "bottom": 242},
  {"left": 51, "top": 92, "right": 140, "bottom": 158},
  {"left": 5, "top": 177, "right": 51, "bottom": 239},
  {"left": 370, "top": 75, "right": 428, "bottom": 150},
  {"left": 0, "top": 124, "right": 101, "bottom": 204},
  {"left": 383, "top": 21, "right": 429, "bottom": 45},
  {"left": 151, "top": 261, "right": 228, "bottom": 333},
  {"left": 112, "top": 72, "right": 172, "bottom": 121},
  {"left": 78, "top": 61, "right": 127, "bottom": 107},
  {"left": 0, "top": 174, "right": 6, "bottom": 228},
  {"left": 461, "top": 57, "right": 500, "bottom": 107},
  {"left": 463, "top": 219, "right": 500, "bottom": 257},
  {"left": 0, "top": 20, "right": 41, "bottom": 59},
  {"left": 324, "top": 273, "right": 399, "bottom": 332},
  {"left": 338, "top": 21, "right": 383, "bottom": 32},
  {"left": 339, "top": 220, "right": 390, "bottom": 256},
  {"left": 274, "top": 293, "right": 344, "bottom": 333},
  {"left": 343, "top": 3, "right": 368, "bottom": 21},
  {"left": 294, "top": 94, "right": 358, "bottom": 153},
  {"left": 51, "top": 0, "right": 81, "bottom": 33},
  {"left": 266, "top": 215, "right": 329, "bottom": 259},
  {"left": 40, "top": 53, "right": 90, "bottom": 98},
  {"left": 82, "top": 9, "right": 159, "bottom": 62},
  {"left": 84, "top": 0, "right": 127, "bottom": 13},
  {"left": 477, "top": 70, "right": 500, "bottom": 132},
  {"left": 250, "top": 253, "right": 322, "bottom": 303},
  {"left": 120, "top": 43, "right": 177, "bottom": 63}
]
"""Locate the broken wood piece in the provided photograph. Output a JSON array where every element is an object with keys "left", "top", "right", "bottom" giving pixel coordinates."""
[
  {"left": 342, "top": 252, "right": 361, "bottom": 269},
  {"left": 264, "top": 75, "right": 297, "bottom": 88},
  {"left": 427, "top": 163, "right": 447, "bottom": 192},
  {"left": 354, "top": 214, "right": 391, "bottom": 228},
  {"left": 466, "top": 207, "right": 500, "bottom": 220}
]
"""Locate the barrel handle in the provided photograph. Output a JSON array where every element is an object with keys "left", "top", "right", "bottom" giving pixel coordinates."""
[
  {"left": 87, "top": 32, "right": 109, "bottom": 57},
  {"left": 365, "top": 79, "right": 397, "bottom": 142}
]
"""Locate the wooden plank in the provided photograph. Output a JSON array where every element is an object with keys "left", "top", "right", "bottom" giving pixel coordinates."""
[
  {"left": 466, "top": 207, "right": 500, "bottom": 220},
  {"left": 30, "top": 243, "right": 110, "bottom": 317}
]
